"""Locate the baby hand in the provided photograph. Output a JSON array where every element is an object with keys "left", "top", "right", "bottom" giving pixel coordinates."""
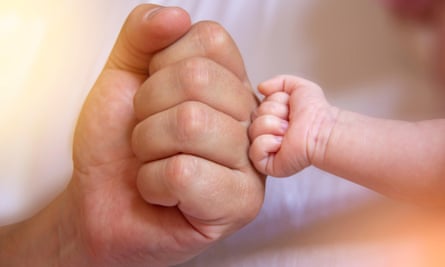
[{"left": 249, "top": 75, "right": 337, "bottom": 177}]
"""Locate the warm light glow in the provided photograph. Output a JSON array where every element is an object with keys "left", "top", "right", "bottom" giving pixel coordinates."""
[
  {"left": 0, "top": 2, "right": 51, "bottom": 224},
  {"left": 0, "top": 5, "right": 45, "bottom": 118},
  {"left": 0, "top": 0, "right": 117, "bottom": 223}
]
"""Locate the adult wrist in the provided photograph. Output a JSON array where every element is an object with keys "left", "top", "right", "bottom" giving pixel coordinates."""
[{"left": 0, "top": 183, "right": 89, "bottom": 266}]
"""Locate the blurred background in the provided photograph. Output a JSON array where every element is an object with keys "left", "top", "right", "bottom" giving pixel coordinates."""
[
  {"left": 0, "top": 0, "right": 137, "bottom": 224},
  {"left": 1, "top": 0, "right": 445, "bottom": 266}
]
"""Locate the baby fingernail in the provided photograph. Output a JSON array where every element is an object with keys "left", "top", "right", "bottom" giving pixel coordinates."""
[{"left": 281, "top": 121, "right": 289, "bottom": 131}]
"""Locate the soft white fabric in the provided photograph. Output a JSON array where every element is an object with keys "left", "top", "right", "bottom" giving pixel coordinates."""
[{"left": 1, "top": 0, "right": 444, "bottom": 266}]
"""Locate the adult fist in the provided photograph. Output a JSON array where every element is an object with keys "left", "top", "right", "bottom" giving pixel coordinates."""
[{"left": 69, "top": 4, "right": 264, "bottom": 267}]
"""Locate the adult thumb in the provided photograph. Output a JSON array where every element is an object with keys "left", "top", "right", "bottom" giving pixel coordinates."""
[
  {"left": 105, "top": 4, "right": 191, "bottom": 75},
  {"left": 72, "top": 5, "right": 190, "bottom": 168}
]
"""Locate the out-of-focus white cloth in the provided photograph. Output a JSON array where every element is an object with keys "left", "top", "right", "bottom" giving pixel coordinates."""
[{"left": 1, "top": 0, "right": 444, "bottom": 266}]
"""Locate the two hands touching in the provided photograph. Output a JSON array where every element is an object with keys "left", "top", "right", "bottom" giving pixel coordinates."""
[
  {"left": 2, "top": 2, "right": 445, "bottom": 267},
  {"left": 71, "top": 2, "right": 445, "bottom": 266},
  {"left": 72, "top": 4, "right": 265, "bottom": 266},
  {"left": 1, "top": 4, "right": 264, "bottom": 267}
]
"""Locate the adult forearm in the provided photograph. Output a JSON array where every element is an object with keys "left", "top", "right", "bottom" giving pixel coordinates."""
[
  {"left": 0, "top": 190, "right": 88, "bottom": 266},
  {"left": 314, "top": 110, "right": 445, "bottom": 205}
]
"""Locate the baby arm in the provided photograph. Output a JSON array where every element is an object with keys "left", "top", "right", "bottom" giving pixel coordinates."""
[{"left": 249, "top": 75, "right": 445, "bottom": 205}]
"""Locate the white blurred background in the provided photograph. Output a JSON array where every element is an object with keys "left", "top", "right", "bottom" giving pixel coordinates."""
[
  {"left": 1, "top": 0, "right": 445, "bottom": 266},
  {"left": 0, "top": 0, "right": 139, "bottom": 224}
]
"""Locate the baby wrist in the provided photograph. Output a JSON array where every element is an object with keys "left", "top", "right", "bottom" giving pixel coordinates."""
[{"left": 307, "top": 105, "right": 340, "bottom": 168}]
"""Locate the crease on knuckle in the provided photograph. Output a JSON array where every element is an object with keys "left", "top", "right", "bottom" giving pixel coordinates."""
[
  {"left": 178, "top": 57, "right": 211, "bottom": 100},
  {"left": 195, "top": 21, "right": 231, "bottom": 56},
  {"left": 175, "top": 102, "right": 208, "bottom": 143},
  {"left": 164, "top": 155, "right": 196, "bottom": 194}
]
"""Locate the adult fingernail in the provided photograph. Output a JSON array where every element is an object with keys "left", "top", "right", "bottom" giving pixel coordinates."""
[{"left": 144, "top": 7, "right": 163, "bottom": 21}]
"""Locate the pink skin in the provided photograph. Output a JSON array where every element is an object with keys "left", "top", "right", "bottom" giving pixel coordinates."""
[
  {"left": 249, "top": 74, "right": 445, "bottom": 205},
  {"left": 249, "top": 75, "right": 334, "bottom": 177},
  {"left": 250, "top": 1, "right": 445, "bottom": 179},
  {"left": 0, "top": 5, "right": 265, "bottom": 267}
]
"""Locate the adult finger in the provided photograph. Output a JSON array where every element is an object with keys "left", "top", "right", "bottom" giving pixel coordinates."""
[
  {"left": 148, "top": 21, "right": 250, "bottom": 85},
  {"left": 132, "top": 101, "right": 250, "bottom": 169},
  {"left": 133, "top": 57, "right": 257, "bottom": 122},
  {"left": 105, "top": 4, "right": 191, "bottom": 75},
  {"left": 136, "top": 154, "right": 265, "bottom": 238},
  {"left": 73, "top": 4, "right": 191, "bottom": 168}
]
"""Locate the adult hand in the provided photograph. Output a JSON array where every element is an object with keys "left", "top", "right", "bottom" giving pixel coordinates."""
[{"left": 71, "top": 4, "right": 264, "bottom": 267}]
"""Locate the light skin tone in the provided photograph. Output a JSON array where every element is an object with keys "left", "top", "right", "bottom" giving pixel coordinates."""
[
  {"left": 249, "top": 75, "right": 445, "bottom": 206},
  {"left": 0, "top": 4, "right": 264, "bottom": 267},
  {"left": 2, "top": 1, "right": 443, "bottom": 266}
]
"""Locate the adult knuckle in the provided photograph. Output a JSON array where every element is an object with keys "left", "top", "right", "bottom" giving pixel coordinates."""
[
  {"left": 178, "top": 57, "right": 211, "bottom": 98},
  {"left": 164, "top": 155, "right": 196, "bottom": 192},
  {"left": 175, "top": 102, "right": 208, "bottom": 143},
  {"left": 195, "top": 21, "right": 232, "bottom": 55}
]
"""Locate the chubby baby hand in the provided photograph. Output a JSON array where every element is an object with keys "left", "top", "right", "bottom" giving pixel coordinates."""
[{"left": 249, "top": 75, "right": 337, "bottom": 177}]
